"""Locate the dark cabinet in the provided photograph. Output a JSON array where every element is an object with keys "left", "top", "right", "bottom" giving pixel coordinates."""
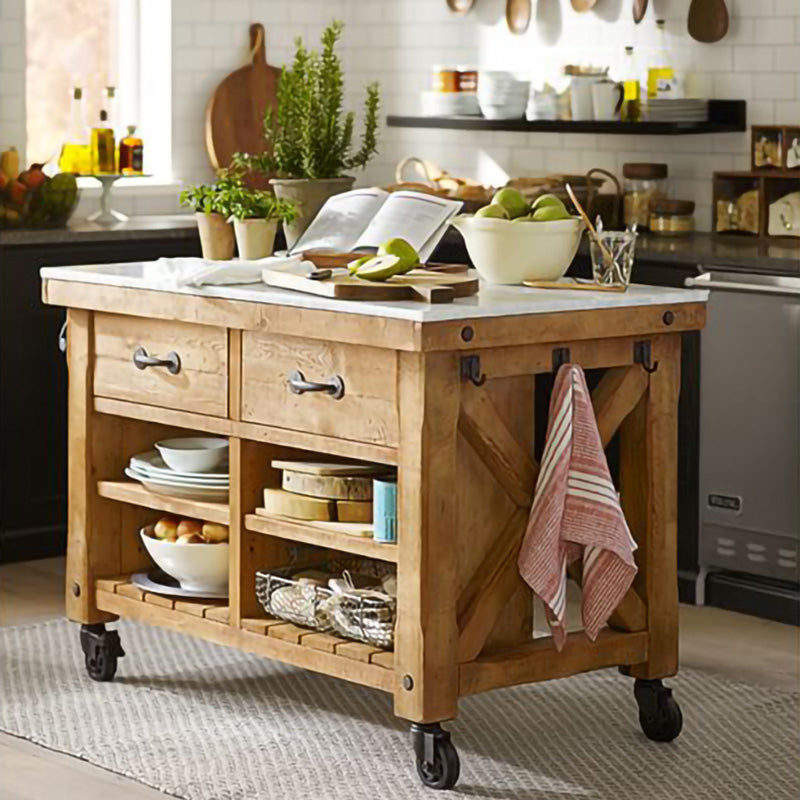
[{"left": 0, "top": 227, "right": 200, "bottom": 563}]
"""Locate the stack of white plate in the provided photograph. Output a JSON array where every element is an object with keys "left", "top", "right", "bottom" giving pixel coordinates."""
[
  {"left": 126, "top": 451, "right": 229, "bottom": 501},
  {"left": 646, "top": 98, "right": 708, "bottom": 122},
  {"left": 478, "top": 72, "right": 530, "bottom": 120},
  {"left": 420, "top": 91, "right": 480, "bottom": 117}
]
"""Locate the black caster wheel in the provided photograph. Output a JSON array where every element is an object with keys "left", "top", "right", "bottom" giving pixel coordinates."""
[
  {"left": 634, "top": 678, "right": 683, "bottom": 742},
  {"left": 411, "top": 722, "right": 460, "bottom": 790},
  {"left": 79, "top": 623, "right": 125, "bottom": 682}
]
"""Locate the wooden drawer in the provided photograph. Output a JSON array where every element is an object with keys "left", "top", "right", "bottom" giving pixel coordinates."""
[
  {"left": 240, "top": 332, "right": 398, "bottom": 446},
  {"left": 93, "top": 313, "right": 229, "bottom": 417}
]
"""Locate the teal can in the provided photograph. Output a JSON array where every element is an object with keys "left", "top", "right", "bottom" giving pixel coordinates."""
[{"left": 373, "top": 478, "right": 397, "bottom": 543}]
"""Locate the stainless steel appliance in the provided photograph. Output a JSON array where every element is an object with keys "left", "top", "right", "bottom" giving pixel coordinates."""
[{"left": 686, "top": 269, "right": 799, "bottom": 618}]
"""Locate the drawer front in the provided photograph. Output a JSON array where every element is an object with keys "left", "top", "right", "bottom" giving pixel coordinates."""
[
  {"left": 241, "top": 332, "right": 398, "bottom": 446},
  {"left": 93, "top": 313, "right": 229, "bottom": 417}
]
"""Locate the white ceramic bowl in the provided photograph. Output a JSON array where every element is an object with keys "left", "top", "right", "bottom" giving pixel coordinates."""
[
  {"left": 140, "top": 527, "right": 229, "bottom": 593},
  {"left": 154, "top": 437, "right": 229, "bottom": 474},
  {"left": 450, "top": 214, "right": 585, "bottom": 285}
]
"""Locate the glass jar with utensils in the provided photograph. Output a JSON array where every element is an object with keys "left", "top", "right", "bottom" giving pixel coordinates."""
[{"left": 589, "top": 228, "right": 638, "bottom": 291}]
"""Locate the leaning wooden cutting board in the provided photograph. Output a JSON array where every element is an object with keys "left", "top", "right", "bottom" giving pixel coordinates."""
[
  {"left": 205, "top": 23, "right": 279, "bottom": 172},
  {"left": 262, "top": 267, "right": 479, "bottom": 303}
]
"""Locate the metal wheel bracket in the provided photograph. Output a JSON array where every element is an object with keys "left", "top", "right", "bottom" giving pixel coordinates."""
[
  {"left": 80, "top": 623, "right": 125, "bottom": 662},
  {"left": 411, "top": 722, "right": 450, "bottom": 765}
]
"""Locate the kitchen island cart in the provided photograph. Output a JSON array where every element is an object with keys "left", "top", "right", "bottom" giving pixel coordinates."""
[{"left": 42, "top": 263, "right": 707, "bottom": 790}]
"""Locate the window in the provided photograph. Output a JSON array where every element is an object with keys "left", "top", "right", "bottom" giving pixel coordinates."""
[{"left": 25, "top": 0, "right": 172, "bottom": 181}]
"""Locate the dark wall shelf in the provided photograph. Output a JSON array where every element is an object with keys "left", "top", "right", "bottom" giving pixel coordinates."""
[{"left": 388, "top": 99, "right": 747, "bottom": 136}]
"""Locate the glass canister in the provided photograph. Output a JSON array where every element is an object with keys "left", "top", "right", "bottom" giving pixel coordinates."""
[
  {"left": 623, "top": 162, "right": 668, "bottom": 229},
  {"left": 650, "top": 199, "right": 695, "bottom": 236}
]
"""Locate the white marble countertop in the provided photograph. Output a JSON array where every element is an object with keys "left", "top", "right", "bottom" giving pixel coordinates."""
[{"left": 40, "top": 261, "right": 708, "bottom": 323}]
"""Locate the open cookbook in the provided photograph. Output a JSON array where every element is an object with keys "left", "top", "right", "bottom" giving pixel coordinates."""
[{"left": 289, "top": 188, "right": 463, "bottom": 262}]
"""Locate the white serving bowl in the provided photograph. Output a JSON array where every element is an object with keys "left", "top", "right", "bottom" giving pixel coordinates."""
[
  {"left": 141, "top": 527, "right": 229, "bottom": 593},
  {"left": 154, "top": 437, "right": 229, "bottom": 474},
  {"left": 450, "top": 214, "right": 585, "bottom": 285}
]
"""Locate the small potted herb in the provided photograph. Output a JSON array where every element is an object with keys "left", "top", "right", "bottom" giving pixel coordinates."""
[
  {"left": 226, "top": 187, "right": 297, "bottom": 260},
  {"left": 234, "top": 20, "right": 380, "bottom": 248},
  {"left": 179, "top": 169, "right": 241, "bottom": 260}
]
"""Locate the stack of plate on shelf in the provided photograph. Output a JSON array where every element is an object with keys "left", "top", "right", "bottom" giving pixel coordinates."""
[
  {"left": 478, "top": 71, "right": 530, "bottom": 120},
  {"left": 125, "top": 450, "right": 229, "bottom": 501},
  {"left": 646, "top": 98, "right": 708, "bottom": 122},
  {"left": 420, "top": 90, "right": 480, "bottom": 117}
]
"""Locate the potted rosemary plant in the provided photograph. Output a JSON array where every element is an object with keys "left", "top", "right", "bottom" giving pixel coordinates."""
[
  {"left": 179, "top": 169, "right": 240, "bottom": 260},
  {"left": 234, "top": 21, "right": 380, "bottom": 248}
]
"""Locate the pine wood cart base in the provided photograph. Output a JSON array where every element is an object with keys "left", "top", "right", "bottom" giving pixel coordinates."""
[{"left": 42, "top": 266, "right": 707, "bottom": 791}]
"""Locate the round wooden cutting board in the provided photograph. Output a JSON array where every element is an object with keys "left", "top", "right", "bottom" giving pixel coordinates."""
[{"left": 205, "top": 23, "right": 279, "bottom": 174}]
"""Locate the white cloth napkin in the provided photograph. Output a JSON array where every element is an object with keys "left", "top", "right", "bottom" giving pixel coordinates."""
[{"left": 142, "top": 255, "right": 306, "bottom": 288}]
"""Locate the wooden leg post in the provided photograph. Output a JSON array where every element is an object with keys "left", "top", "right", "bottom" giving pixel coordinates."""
[
  {"left": 621, "top": 335, "right": 682, "bottom": 679},
  {"left": 394, "top": 351, "right": 460, "bottom": 723}
]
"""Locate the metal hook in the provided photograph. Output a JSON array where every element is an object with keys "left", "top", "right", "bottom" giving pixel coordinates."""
[
  {"left": 634, "top": 340, "right": 659, "bottom": 374},
  {"left": 460, "top": 355, "right": 486, "bottom": 386}
]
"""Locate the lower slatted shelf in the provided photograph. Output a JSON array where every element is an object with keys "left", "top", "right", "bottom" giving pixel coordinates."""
[{"left": 94, "top": 577, "right": 395, "bottom": 693}]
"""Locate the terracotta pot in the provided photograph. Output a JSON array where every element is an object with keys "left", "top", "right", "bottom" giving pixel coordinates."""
[
  {"left": 270, "top": 176, "right": 355, "bottom": 249},
  {"left": 233, "top": 218, "right": 278, "bottom": 260},
  {"left": 195, "top": 212, "right": 234, "bottom": 260}
]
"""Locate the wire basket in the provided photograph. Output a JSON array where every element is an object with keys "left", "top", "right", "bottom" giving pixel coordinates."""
[{"left": 256, "top": 560, "right": 396, "bottom": 649}]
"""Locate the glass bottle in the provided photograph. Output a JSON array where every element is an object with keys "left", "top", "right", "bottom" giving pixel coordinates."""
[
  {"left": 119, "top": 125, "right": 144, "bottom": 174},
  {"left": 622, "top": 47, "right": 641, "bottom": 122},
  {"left": 58, "top": 87, "right": 92, "bottom": 174},
  {"left": 647, "top": 20, "right": 675, "bottom": 100},
  {"left": 91, "top": 110, "right": 116, "bottom": 173}
]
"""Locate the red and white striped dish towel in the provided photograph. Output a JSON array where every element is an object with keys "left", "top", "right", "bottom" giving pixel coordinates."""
[{"left": 518, "top": 363, "right": 638, "bottom": 650}]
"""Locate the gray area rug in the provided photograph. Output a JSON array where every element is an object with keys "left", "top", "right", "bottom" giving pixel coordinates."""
[{"left": 1, "top": 619, "right": 797, "bottom": 800}]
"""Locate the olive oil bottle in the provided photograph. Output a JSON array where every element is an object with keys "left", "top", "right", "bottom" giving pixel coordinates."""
[
  {"left": 119, "top": 125, "right": 144, "bottom": 174},
  {"left": 58, "top": 87, "right": 91, "bottom": 174},
  {"left": 91, "top": 110, "right": 116, "bottom": 173}
]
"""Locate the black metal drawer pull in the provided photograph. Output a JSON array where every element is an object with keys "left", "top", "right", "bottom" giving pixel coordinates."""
[
  {"left": 287, "top": 369, "right": 345, "bottom": 400},
  {"left": 132, "top": 346, "right": 181, "bottom": 375}
]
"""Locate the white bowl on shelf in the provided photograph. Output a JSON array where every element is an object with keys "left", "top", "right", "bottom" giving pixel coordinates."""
[
  {"left": 154, "top": 437, "right": 229, "bottom": 474},
  {"left": 449, "top": 214, "right": 584, "bottom": 285},
  {"left": 140, "top": 526, "right": 229, "bottom": 594}
]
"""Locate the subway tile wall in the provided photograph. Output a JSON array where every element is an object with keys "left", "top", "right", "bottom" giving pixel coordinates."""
[{"left": 3, "top": 0, "right": 800, "bottom": 228}]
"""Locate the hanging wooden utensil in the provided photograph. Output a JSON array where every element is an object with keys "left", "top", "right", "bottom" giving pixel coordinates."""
[
  {"left": 633, "top": 0, "right": 648, "bottom": 24},
  {"left": 205, "top": 23, "right": 279, "bottom": 177},
  {"left": 570, "top": 0, "right": 598, "bottom": 11},
  {"left": 446, "top": 0, "right": 476, "bottom": 14},
  {"left": 688, "top": 0, "right": 729, "bottom": 43},
  {"left": 506, "top": 0, "right": 532, "bottom": 34}
]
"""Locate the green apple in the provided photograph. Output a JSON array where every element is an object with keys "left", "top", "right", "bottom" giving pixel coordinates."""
[
  {"left": 512, "top": 214, "right": 535, "bottom": 222},
  {"left": 532, "top": 205, "right": 573, "bottom": 222},
  {"left": 378, "top": 237, "right": 420, "bottom": 273},
  {"left": 491, "top": 187, "right": 529, "bottom": 219},
  {"left": 475, "top": 203, "right": 510, "bottom": 220},
  {"left": 531, "top": 193, "right": 567, "bottom": 212},
  {"left": 354, "top": 254, "right": 403, "bottom": 282}
]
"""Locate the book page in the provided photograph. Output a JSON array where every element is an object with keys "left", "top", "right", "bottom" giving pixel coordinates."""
[
  {"left": 354, "top": 191, "right": 463, "bottom": 262},
  {"left": 290, "top": 188, "right": 389, "bottom": 254}
]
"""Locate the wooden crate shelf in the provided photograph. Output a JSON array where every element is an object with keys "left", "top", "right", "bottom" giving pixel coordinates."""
[
  {"left": 94, "top": 577, "right": 395, "bottom": 693},
  {"left": 244, "top": 512, "right": 398, "bottom": 563},
  {"left": 97, "top": 480, "right": 230, "bottom": 524}
]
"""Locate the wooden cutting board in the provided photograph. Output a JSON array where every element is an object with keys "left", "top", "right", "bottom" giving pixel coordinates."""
[
  {"left": 271, "top": 460, "right": 388, "bottom": 477},
  {"left": 282, "top": 470, "right": 374, "bottom": 501},
  {"left": 205, "top": 23, "right": 279, "bottom": 173},
  {"left": 262, "top": 489, "right": 372, "bottom": 523},
  {"left": 261, "top": 267, "right": 479, "bottom": 303},
  {"left": 687, "top": 0, "right": 729, "bottom": 43}
]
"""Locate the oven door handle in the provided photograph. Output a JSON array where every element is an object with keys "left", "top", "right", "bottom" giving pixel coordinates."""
[{"left": 686, "top": 272, "right": 800, "bottom": 297}]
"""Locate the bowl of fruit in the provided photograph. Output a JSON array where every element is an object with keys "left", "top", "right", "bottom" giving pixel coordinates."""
[
  {"left": 450, "top": 187, "right": 585, "bottom": 285},
  {"left": 141, "top": 517, "right": 229, "bottom": 594},
  {"left": 0, "top": 148, "right": 80, "bottom": 230}
]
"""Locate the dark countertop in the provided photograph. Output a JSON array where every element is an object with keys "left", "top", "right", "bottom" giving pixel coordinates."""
[{"left": 0, "top": 215, "right": 198, "bottom": 248}]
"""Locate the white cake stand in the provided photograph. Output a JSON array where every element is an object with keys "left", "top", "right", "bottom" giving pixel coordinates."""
[{"left": 87, "top": 174, "right": 151, "bottom": 225}]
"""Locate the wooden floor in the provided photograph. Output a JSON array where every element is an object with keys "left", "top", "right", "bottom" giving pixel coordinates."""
[{"left": 1, "top": 557, "right": 797, "bottom": 799}]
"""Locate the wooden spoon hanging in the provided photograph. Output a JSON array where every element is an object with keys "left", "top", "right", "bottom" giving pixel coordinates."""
[
  {"left": 570, "top": 0, "right": 597, "bottom": 11},
  {"left": 205, "top": 23, "right": 279, "bottom": 177},
  {"left": 688, "top": 0, "right": 729, "bottom": 43},
  {"left": 507, "top": 0, "right": 532, "bottom": 34},
  {"left": 633, "top": 0, "right": 648, "bottom": 24},
  {"left": 446, "top": 0, "right": 475, "bottom": 14}
]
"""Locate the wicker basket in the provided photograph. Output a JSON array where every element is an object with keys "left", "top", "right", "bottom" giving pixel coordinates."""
[{"left": 256, "top": 560, "right": 396, "bottom": 649}]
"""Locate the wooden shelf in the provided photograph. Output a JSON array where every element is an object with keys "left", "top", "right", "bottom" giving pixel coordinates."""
[
  {"left": 244, "top": 512, "right": 398, "bottom": 563},
  {"left": 387, "top": 100, "right": 747, "bottom": 136},
  {"left": 94, "top": 577, "right": 394, "bottom": 693},
  {"left": 97, "top": 480, "right": 230, "bottom": 524}
]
